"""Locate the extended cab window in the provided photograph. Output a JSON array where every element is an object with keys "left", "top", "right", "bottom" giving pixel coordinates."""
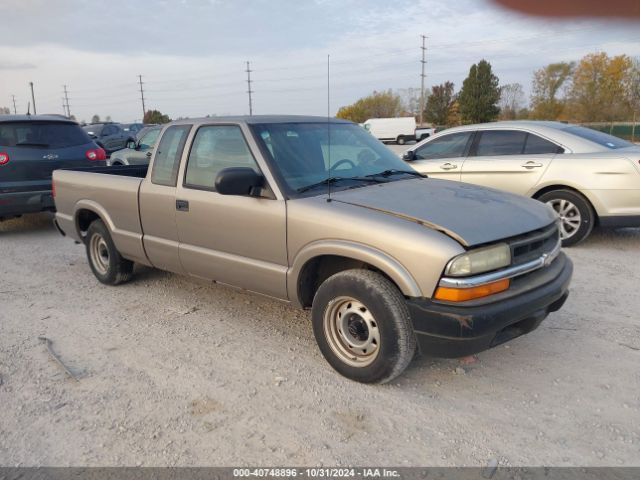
[
  {"left": 184, "top": 125, "right": 258, "bottom": 190},
  {"left": 414, "top": 132, "right": 472, "bottom": 160},
  {"left": 524, "top": 133, "right": 563, "bottom": 154},
  {"left": 475, "top": 130, "right": 527, "bottom": 156},
  {"left": 150, "top": 125, "right": 191, "bottom": 186}
]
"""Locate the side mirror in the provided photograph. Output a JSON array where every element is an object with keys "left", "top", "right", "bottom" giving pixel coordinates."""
[
  {"left": 403, "top": 150, "right": 416, "bottom": 161},
  {"left": 215, "top": 167, "right": 264, "bottom": 196},
  {"left": 126, "top": 140, "right": 137, "bottom": 149}
]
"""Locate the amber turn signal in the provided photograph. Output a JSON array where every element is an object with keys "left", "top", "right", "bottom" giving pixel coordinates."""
[{"left": 434, "top": 278, "right": 510, "bottom": 302}]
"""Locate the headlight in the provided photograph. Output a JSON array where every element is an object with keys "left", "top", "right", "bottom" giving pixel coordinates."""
[{"left": 445, "top": 243, "right": 511, "bottom": 277}]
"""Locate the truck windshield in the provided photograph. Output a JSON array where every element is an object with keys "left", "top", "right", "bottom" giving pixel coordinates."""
[{"left": 250, "top": 122, "right": 417, "bottom": 195}]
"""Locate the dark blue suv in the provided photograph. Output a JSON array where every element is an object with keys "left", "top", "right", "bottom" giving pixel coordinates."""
[{"left": 0, "top": 115, "right": 106, "bottom": 220}]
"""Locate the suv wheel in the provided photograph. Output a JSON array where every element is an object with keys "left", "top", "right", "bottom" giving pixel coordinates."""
[
  {"left": 311, "top": 269, "right": 416, "bottom": 383},
  {"left": 396, "top": 135, "right": 406, "bottom": 145},
  {"left": 538, "top": 189, "right": 595, "bottom": 246},
  {"left": 85, "top": 219, "right": 134, "bottom": 285}
]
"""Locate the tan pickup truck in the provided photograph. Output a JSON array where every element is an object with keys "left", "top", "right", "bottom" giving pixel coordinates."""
[{"left": 53, "top": 116, "right": 573, "bottom": 383}]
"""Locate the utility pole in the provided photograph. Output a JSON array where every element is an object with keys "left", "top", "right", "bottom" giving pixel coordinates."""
[
  {"left": 63, "top": 84, "right": 71, "bottom": 117},
  {"left": 138, "top": 75, "right": 146, "bottom": 121},
  {"left": 246, "top": 61, "right": 254, "bottom": 116},
  {"left": 29, "top": 82, "right": 37, "bottom": 115},
  {"left": 11, "top": 95, "right": 17, "bottom": 114},
  {"left": 62, "top": 97, "right": 66, "bottom": 116},
  {"left": 419, "top": 35, "right": 427, "bottom": 126}
]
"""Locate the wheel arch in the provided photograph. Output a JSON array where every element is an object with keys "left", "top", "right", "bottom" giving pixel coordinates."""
[
  {"left": 288, "top": 240, "right": 422, "bottom": 308},
  {"left": 74, "top": 200, "right": 117, "bottom": 239},
  {"left": 531, "top": 184, "right": 600, "bottom": 224}
]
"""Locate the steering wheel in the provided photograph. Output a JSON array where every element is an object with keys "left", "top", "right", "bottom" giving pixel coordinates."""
[{"left": 329, "top": 158, "right": 356, "bottom": 172}]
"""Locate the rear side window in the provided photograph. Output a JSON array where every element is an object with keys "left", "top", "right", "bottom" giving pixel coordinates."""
[
  {"left": 524, "top": 134, "right": 562, "bottom": 154},
  {"left": 414, "top": 132, "right": 472, "bottom": 160},
  {"left": 151, "top": 125, "right": 191, "bottom": 186},
  {"left": 475, "top": 130, "right": 527, "bottom": 156},
  {"left": 0, "top": 122, "right": 91, "bottom": 148}
]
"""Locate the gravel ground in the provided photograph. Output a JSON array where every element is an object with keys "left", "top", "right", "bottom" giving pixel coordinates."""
[{"left": 0, "top": 213, "right": 639, "bottom": 467}]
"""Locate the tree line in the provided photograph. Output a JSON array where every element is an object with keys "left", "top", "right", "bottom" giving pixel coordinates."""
[{"left": 336, "top": 52, "right": 640, "bottom": 127}]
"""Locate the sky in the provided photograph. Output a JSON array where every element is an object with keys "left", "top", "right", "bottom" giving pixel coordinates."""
[{"left": 0, "top": 0, "right": 638, "bottom": 123}]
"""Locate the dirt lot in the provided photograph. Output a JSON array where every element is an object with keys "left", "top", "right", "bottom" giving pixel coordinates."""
[{"left": 0, "top": 213, "right": 639, "bottom": 467}]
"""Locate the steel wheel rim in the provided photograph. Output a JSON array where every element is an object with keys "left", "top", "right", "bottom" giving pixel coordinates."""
[
  {"left": 547, "top": 199, "right": 582, "bottom": 240},
  {"left": 323, "top": 296, "right": 380, "bottom": 367},
  {"left": 89, "top": 234, "right": 110, "bottom": 275}
]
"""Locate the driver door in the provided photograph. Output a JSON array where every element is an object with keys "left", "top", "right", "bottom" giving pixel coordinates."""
[
  {"left": 406, "top": 131, "right": 475, "bottom": 181},
  {"left": 175, "top": 124, "right": 288, "bottom": 299}
]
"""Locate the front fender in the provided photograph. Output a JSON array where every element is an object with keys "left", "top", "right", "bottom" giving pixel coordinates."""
[{"left": 287, "top": 239, "right": 422, "bottom": 307}]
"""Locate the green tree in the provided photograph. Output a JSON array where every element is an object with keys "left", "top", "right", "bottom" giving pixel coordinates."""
[
  {"left": 91, "top": 114, "right": 100, "bottom": 123},
  {"left": 0, "top": 107, "right": 10, "bottom": 114},
  {"left": 143, "top": 109, "right": 171, "bottom": 124},
  {"left": 105, "top": 115, "right": 112, "bottom": 122},
  {"left": 498, "top": 83, "right": 525, "bottom": 120},
  {"left": 424, "top": 81, "right": 456, "bottom": 125},
  {"left": 458, "top": 60, "right": 500, "bottom": 124},
  {"left": 529, "top": 62, "right": 574, "bottom": 120},
  {"left": 336, "top": 90, "right": 403, "bottom": 123},
  {"left": 568, "top": 52, "right": 633, "bottom": 122}
]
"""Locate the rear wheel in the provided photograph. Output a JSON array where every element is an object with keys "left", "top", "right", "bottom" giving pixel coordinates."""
[
  {"left": 311, "top": 269, "right": 416, "bottom": 383},
  {"left": 396, "top": 135, "right": 406, "bottom": 145},
  {"left": 538, "top": 189, "right": 595, "bottom": 246},
  {"left": 85, "top": 219, "right": 133, "bottom": 285}
]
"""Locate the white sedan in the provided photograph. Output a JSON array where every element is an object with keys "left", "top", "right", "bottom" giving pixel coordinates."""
[{"left": 402, "top": 121, "right": 640, "bottom": 245}]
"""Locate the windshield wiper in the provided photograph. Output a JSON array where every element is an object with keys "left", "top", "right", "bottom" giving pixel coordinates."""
[
  {"left": 365, "top": 169, "right": 426, "bottom": 179},
  {"left": 296, "top": 176, "right": 386, "bottom": 193},
  {"left": 16, "top": 142, "right": 49, "bottom": 147}
]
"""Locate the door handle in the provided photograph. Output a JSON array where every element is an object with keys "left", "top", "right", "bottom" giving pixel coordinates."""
[
  {"left": 521, "top": 161, "right": 543, "bottom": 169},
  {"left": 440, "top": 162, "right": 457, "bottom": 170},
  {"left": 146, "top": 151, "right": 152, "bottom": 157},
  {"left": 176, "top": 199, "right": 189, "bottom": 212}
]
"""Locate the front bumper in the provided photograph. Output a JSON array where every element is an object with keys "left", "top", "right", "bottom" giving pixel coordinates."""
[
  {"left": 0, "top": 190, "right": 55, "bottom": 218},
  {"left": 407, "top": 253, "right": 573, "bottom": 358}
]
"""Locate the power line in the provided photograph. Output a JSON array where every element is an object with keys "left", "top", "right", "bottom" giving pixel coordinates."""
[
  {"left": 138, "top": 75, "right": 146, "bottom": 120},
  {"left": 419, "top": 34, "right": 427, "bottom": 126},
  {"left": 63, "top": 85, "right": 71, "bottom": 117},
  {"left": 246, "top": 61, "right": 254, "bottom": 116},
  {"left": 29, "top": 82, "right": 36, "bottom": 115}
]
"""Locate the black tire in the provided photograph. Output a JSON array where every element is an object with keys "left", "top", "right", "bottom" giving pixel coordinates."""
[
  {"left": 85, "top": 219, "right": 134, "bottom": 285},
  {"left": 396, "top": 135, "right": 406, "bottom": 145},
  {"left": 538, "top": 189, "right": 595, "bottom": 247},
  {"left": 311, "top": 269, "right": 416, "bottom": 384}
]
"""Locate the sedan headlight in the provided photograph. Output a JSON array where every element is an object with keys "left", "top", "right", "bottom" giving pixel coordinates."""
[{"left": 445, "top": 243, "right": 511, "bottom": 277}]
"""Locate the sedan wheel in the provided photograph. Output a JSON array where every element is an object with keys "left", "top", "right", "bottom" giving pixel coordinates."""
[
  {"left": 547, "top": 198, "right": 582, "bottom": 240},
  {"left": 538, "top": 189, "right": 595, "bottom": 247}
]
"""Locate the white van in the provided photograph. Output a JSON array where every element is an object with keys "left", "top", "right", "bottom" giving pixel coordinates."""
[{"left": 363, "top": 117, "right": 417, "bottom": 145}]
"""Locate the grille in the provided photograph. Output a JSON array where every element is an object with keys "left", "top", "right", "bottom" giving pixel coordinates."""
[{"left": 509, "top": 223, "right": 559, "bottom": 266}]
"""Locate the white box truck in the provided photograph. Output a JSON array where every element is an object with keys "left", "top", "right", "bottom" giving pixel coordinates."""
[{"left": 362, "top": 117, "right": 435, "bottom": 145}]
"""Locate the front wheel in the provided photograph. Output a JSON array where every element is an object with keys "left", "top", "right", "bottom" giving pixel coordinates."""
[
  {"left": 538, "top": 189, "right": 595, "bottom": 247},
  {"left": 311, "top": 269, "right": 416, "bottom": 383},
  {"left": 85, "top": 219, "right": 134, "bottom": 285}
]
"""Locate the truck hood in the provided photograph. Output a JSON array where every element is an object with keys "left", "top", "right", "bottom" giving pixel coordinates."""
[{"left": 330, "top": 178, "right": 556, "bottom": 247}]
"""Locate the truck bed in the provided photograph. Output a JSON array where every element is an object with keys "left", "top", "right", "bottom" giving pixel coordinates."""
[
  {"left": 53, "top": 166, "right": 149, "bottom": 265},
  {"left": 60, "top": 164, "right": 149, "bottom": 178}
]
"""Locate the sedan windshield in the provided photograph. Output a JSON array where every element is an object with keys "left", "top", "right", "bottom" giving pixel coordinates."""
[
  {"left": 562, "top": 125, "right": 633, "bottom": 149},
  {"left": 250, "top": 122, "right": 418, "bottom": 195}
]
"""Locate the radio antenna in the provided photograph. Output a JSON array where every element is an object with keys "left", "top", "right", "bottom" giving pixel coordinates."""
[{"left": 327, "top": 54, "right": 332, "bottom": 202}]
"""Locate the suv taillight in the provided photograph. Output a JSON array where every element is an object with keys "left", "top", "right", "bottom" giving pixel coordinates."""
[
  {"left": 0, "top": 152, "right": 9, "bottom": 165},
  {"left": 85, "top": 148, "right": 106, "bottom": 161}
]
